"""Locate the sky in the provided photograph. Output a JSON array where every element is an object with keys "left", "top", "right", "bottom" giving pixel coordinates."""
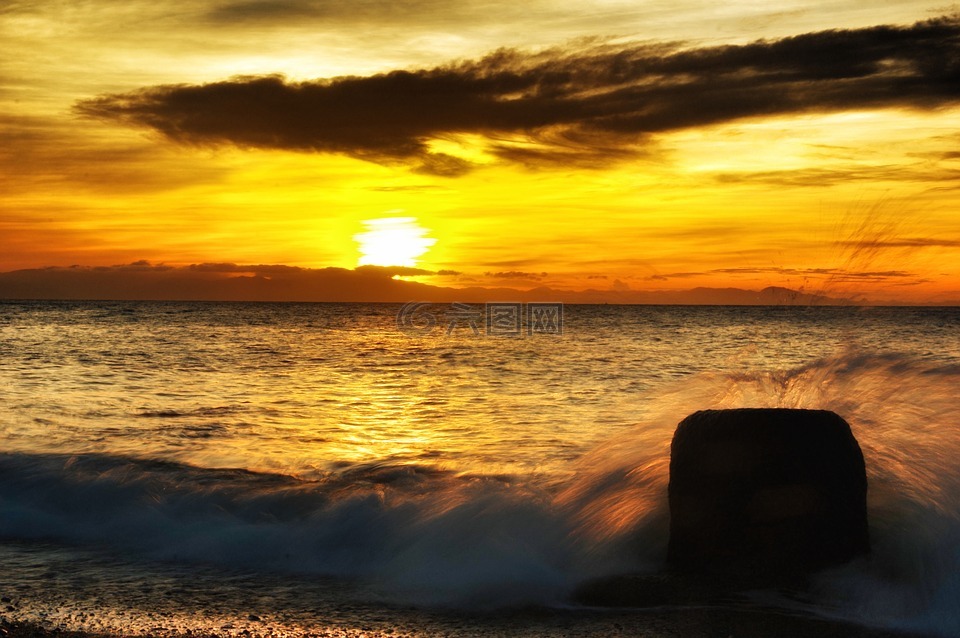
[{"left": 2, "top": 0, "right": 959, "bottom": 303}]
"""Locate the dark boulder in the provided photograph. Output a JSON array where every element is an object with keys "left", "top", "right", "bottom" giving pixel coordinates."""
[{"left": 667, "top": 408, "right": 869, "bottom": 582}]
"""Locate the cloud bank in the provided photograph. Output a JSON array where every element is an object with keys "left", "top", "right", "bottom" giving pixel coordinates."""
[
  {"left": 0, "top": 262, "right": 442, "bottom": 303},
  {"left": 76, "top": 16, "right": 960, "bottom": 174},
  {"left": 0, "top": 262, "right": 948, "bottom": 304}
]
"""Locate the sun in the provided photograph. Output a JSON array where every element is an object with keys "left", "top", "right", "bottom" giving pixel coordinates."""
[{"left": 354, "top": 216, "right": 436, "bottom": 268}]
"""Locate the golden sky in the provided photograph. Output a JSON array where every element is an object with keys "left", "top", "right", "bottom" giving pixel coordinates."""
[{"left": 2, "top": 0, "right": 959, "bottom": 303}]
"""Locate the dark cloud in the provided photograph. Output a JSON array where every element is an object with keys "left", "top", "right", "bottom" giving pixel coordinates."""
[
  {"left": 94, "top": 260, "right": 174, "bottom": 272},
  {"left": 75, "top": 16, "right": 960, "bottom": 174},
  {"left": 203, "top": 0, "right": 476, "bottom": 26},
  {"left": 10, "top": 262, "right": 943, "bottom": 304},
  {"left": 355, "top": 265, "right": 436, "bottom": 276},
  {"left": 187, "top": 262, "right": 305, "bottom": 274},
  {"left": 186, "top": 262, "right": 440, "bottom": 277},
  {"left": 0, "top": 262, "right": 871, "bottom": 304},
  {"left": 0, "top": 262, "right": 443, "bottom": 302},
  {"left": 484, "top": 271, "right": 548, "bottom": 279}
]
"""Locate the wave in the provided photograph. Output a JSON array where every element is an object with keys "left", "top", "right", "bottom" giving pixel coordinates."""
[
  {"left": 135, "top": 405, "right": 247, "bottom": 418},
  {"left": 0, "top": 452, "right": 576, "bottom": 607},
  {"left": 2, "top": 352, "right": 959, "bottom": 635}
]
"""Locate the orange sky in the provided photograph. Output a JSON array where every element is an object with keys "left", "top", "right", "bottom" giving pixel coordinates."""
[{"left": 2, "top": 1, "right": 959, "bottom": 303}]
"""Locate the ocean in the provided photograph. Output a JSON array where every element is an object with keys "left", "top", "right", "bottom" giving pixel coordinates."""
[{"left": 1, "top": 301, "right": 958, "bottom": 636}]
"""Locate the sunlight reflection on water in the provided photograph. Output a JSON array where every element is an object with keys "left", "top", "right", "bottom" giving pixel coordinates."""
[{"left": 0, "top": 302, "right": 957, "bottom": 479}]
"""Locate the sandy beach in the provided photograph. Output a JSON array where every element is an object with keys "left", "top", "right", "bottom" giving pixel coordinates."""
[{"left": 0, "top": 604, "right": 936, "bottom": 638}]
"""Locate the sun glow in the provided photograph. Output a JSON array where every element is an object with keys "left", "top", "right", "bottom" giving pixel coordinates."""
[{"left": 354, "top": 216, "right": 436, "bottom": 267}]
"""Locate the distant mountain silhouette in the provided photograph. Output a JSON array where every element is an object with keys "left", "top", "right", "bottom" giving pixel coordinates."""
[
  {"left": 429, "top": 284, "right": 851, "bottom": 305},
  {"left": 0, "top": 263, "right": 864, "bottom": 304}
]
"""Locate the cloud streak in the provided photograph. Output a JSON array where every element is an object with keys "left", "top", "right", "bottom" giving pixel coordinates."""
[
  {"left": 835, "top": 237, "right": 960, "bottom": 248},
  {"left": 649, "top": 265, "right": 923, "bottom": 283},
  {"left": 76, "top": 16, "right": 960, "bottom": 174},
  {"left": 484, "top": 270, "right": 549, "bottom": 280}
]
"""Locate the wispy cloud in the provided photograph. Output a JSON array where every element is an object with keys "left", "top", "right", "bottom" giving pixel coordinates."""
[
  {"left": 484, "top": 270, "right": 549, "bottom": 279},
  {"left": 76, "top": 16, "right": 960, "bottom": 175},
  {"left": 0, "top": 115, "right": 227, "bottom": 194},
  {"left": 201, "top": 0, "right": 500, "bottom": 27},
  {"left": 835, "top": 237, "right": 960, "bottom": 248},
  {"left": 650, "top": 265, "right": 922, "bottom": 282},
  {"left": 715, "top": 166, "right": 960, "bottom": 187}
]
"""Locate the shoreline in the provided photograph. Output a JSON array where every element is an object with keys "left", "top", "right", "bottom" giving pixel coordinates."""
[{"left": 1, "top": 605, "right": 934, "bottom": 638}]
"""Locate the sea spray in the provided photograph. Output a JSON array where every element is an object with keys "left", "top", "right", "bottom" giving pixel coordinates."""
[{"left": 557, "top": 351, "right": 960, "bottom": 633}]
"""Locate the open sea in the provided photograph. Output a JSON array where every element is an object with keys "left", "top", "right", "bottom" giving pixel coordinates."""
[{"left": 0, "top": 301, "right": 958, "bottom": 637}]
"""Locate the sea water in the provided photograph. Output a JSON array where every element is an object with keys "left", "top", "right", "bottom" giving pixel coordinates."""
[{"left": 0, "top": 301, "right": 958, "bottom": 636}]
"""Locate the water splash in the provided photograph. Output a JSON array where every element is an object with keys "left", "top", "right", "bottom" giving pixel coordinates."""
[{"left": 557, "top": 350, "right": 960, "bottom": 634}]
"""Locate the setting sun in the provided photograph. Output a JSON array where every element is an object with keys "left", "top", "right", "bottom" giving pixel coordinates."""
[{"left": 354, "top": 216, "right": 436, "bottom": 268}]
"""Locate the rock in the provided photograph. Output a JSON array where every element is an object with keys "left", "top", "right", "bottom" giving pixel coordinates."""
[
  {"left": 573, "top": 572, "right": 735, "bottom": 607},
  {"left": 667, "top": 408, "right": 869, "bottom": 583}
]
